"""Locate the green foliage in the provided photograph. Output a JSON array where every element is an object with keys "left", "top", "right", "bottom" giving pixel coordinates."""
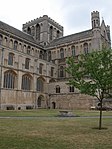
[{"left": 66, "top": 49, "right": 112, "bottom": 101}]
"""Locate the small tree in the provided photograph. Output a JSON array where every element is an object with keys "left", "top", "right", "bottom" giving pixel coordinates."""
[{"left": 66, "top": 49, "right": 112, "bottom": 129}]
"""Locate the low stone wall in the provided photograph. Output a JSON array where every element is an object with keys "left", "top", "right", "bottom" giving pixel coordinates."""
[{"left": 50, "top": 93, "right": 96, "bottom": 110}]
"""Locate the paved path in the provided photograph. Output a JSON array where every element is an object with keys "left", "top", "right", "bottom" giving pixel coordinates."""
[{"left": 0, "top": 116, "right": 112, "bottom": 120}]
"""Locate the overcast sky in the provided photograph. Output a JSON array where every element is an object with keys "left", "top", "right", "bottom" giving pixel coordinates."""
[{"left": 0, "top": 0, "right": 112, "bottom": 36}]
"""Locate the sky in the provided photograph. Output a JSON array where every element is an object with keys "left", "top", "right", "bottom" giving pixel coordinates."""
[{"left": 0, "top": 0, "right": 112, "bottom": 37}]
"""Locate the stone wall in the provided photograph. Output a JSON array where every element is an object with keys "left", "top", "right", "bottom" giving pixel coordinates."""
[{"left": 49, "top": 93, "right": 96, "bottom": 110}]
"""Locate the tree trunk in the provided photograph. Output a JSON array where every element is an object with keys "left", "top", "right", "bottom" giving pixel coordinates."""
[{"left": 99, "top": 99, "right": 103, "bottom": 130}]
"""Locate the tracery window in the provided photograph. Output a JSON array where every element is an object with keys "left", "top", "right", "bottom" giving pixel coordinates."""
[
  {"left": 8, "top": 53, "right": 14, "bottom": 66},
  {"left": 25, "top": 58, "right": 30, "bottom": 69},
  {"left": 71, "top": 46, "right": 76, "bottom": 56},
  {"left": 14, "top": 41, "right": 18, "bottom": 50},
  {"left": 83, "top": 43, "right": 88, "bottom": 54},
  {"left": 59, "top": 66, "right": 64, "bottom": 77},
  {"left": 36, "top": 78, "right": 44, "bottom": 92},
  {"left": 60, "top": 48, "right": 64, "bottom": 58},
  {"left": 3, "top": 70, "right": 16, "bottom": 89},
  {"left": 36, "top": 24, "right": 40, "bottom": 40},
  {"left": 21, "top": 74, "right": 31, "bottom": 90}
]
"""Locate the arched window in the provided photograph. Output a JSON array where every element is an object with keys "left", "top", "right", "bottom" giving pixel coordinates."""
[
  {"left": 49, "top": 26, "right": 53, "bottom": 40},
  {"left": 27, "top": 46, "right": 31, "bottom": 54},
  {"left": 22, "top": 74, "right": 32, "bottom": 90},
  {"left": 3, "top": 70, "right": 17, "bottom": 89},
  {"left": 36, "top": 24, "right": 40, "bottom": 40},
  {"left": 37, "top": 95, "right": 44, "bottom": 107},
  {"left": 83, "top": 43, "right": 88, "bottom": 54},
  {"left": 4, "top": 37, "right": 7, "bottom": 45},
  {"left": 60, "top": 48, "right": 64, "bottom": 58},
  {"left": 31, "top": 26, "right": 35, "bottom": 36},
  {"left": 25, "top": 58, "right": 30, "bottom": 69},
  {"left": 27, "top": 27, "right": 31, "bottom": 35},
  {"left": 39, "top": 51, "right": 43, "bottom": 59},
  {"left": 71, "top": 46, "right": 75, "bottom": 56},
  {"left": 48, "top": 51, "right": 51, "bottom": 62},
  {"left": 57, "top": 30, "right": 60, "bottom": 38},
  {"left": 0, "top": 34, "right": 3, "bottom": 44},
  {"left": 39, "top": 63, "right": 43, "bottom": 74},
  {"left": 8, "top": 53, "right": 14, "bottom": 66},
  {"left": 14, "top": 41, "right": 18, "bottom": 50},
  {"left": 36, "top": 78, "right": 44, "bottom": 92},
  {"left": 10, "top": 39, "right": 13, "bottom": 48},
  {"left": 69, "top": 86, "right": 74, "bottom": 92},
  {"left": 59, "top": 66, "right": 64, "bottom": 77},
  {"left": 56, "top": 85, "right": 60, "bottom": 93}
]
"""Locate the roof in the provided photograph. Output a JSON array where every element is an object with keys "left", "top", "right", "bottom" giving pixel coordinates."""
[
  {"left": 0, "top": 20, "right": 42, "bottom": 47},
  {"left": 47, "top": 29, "right": 93, "bottom": 48}
]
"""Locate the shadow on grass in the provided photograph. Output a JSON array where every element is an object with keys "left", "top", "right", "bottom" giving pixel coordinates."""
[{"left": 92, "top": 127, "right": 108, "bottom": 130}]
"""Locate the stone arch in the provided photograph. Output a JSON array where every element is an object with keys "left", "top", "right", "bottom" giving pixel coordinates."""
[
  {"left": 21, "top": 73, "right": 32, "bottom": 90},
  {"left": 52, "top": 102, "right": 56, "bottom": 109},
  {"left": 49, "top": 26, "right": 53, "bottom": 40},
  {"left": 36, "top": 24, "right": 40, "bottom": 40},
  {"left": 37, "top": 95, "right": 44, "bottom": 108},
  {"left": 71, "top": 45, "right": 75, "bottom": 56},
  {"left": 3, "top": 70, "right": 17, "bottom": 89},
  {"left": 36, "top": 77, "right": 45, "bottom": 92},
  {"left": 27, "top": 27, "right": 31, "bottom": 35},
  {"left": 31, "top": 26, "right": 35, "bottom": 36},
  {"left": 83, "top": 43, "right": 88, "bottom": 54},
  {"left": 60, "top": 48, "right": 64, "bottom": 58}
]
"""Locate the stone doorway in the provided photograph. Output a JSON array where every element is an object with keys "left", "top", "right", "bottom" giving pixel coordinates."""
[
  {"left": 52, "top": 102, "right": 56, "bottom": 109},
  {"left": 37, "top": 95, "right": 44, "bottom": 108}
]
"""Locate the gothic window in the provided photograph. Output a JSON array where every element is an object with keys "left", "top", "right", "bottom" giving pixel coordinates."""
[
  {"left": 21, "top": 74, "right": 31, "bottom": 90},
  {"left": 8, "top": 53, "right": 14, "bottom": 66},
  {"left": 83, "top": 43, "right": 88, "bottom": 54},
  {"left": 27, "top": 27, "right": 31, "bottom": 35},
  {"left": 0, "top": 34, "right": 3, "bottom": 44},
  {"left": 25, "top": 58, "right": 30, "bottom": 69},
  {"left": 57, "top": 30, "right": 60, "bottom": 38},
  {"left": 59, "top": 66, "right": 64, "bottom": 77},
  {"left": 27, "top": 46, "right": 31, "bottom": 54},
  {"left": 71, "top": 46, "right": 75, "bottom": 56},
  {"left": 69, "top": 86, "right": 74, "bottom": 92},
  {"left": 43, "top": 51, "right": 47, "bottom": 60},
  {"left": 56, "top": 85, "right": 60, "bottom": 93},
  {"left": 14, "top": 41, "right": 18, "bottom": 50},
  {"left": 48, "top": 51, "right": 51, "bottom": 62},
  {"left": 39, "top": 63, "right": 43, "bottom": 74},
  {"left": 60, "top": 48, "right": 64, "bottom": 58},
  {"left": 31, "top": 26, "right": 35, "bottom": 36},
  {"left": 51, "top": 67, "right": 54, "bottom": 77},
  {"left": 39, "top": 51, "right": 43, "bottom": 59},
  {"left": 3, "top": 70, "right": 16, "bottom": 89},
  {"left": 50, "top": 26, "right": 53, "bottom": 40},
  {"left": 10, "top": 39, "right": 13, "bottom": 48},
  {"left": 36, "top": 24, "right": 40, "bottom": 40},
  {"left": 4, "top": 37, "right": 7, "bottom": 45},
  {"left": 36, "top": 78, "right": 44, "bottom": 92}
]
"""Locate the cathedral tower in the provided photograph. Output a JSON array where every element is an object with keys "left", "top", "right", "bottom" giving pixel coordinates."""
[{"left": 22, "top": 15, "right": 63, "bottom": 46}]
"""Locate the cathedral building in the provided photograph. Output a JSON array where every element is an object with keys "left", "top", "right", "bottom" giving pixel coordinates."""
[{"left": 0, "top": 11, "right": 111, "bottom": 110}]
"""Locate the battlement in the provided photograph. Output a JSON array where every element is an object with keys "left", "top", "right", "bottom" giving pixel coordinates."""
[
  {"left": 23, "top": 15, "right": 63, "bottom": 30},
  {"left": 91, "top": 11, "right": 99, "bottom": 18}
]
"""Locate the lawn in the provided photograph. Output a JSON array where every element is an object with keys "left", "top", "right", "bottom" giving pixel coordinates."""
[{"left": 0, "top": 109, "right": 112, "bottom": 149}]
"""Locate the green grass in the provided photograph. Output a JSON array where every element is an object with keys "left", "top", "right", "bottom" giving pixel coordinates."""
[{"left": 0, "top": 110, "right": 112, "bottom": 149}]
